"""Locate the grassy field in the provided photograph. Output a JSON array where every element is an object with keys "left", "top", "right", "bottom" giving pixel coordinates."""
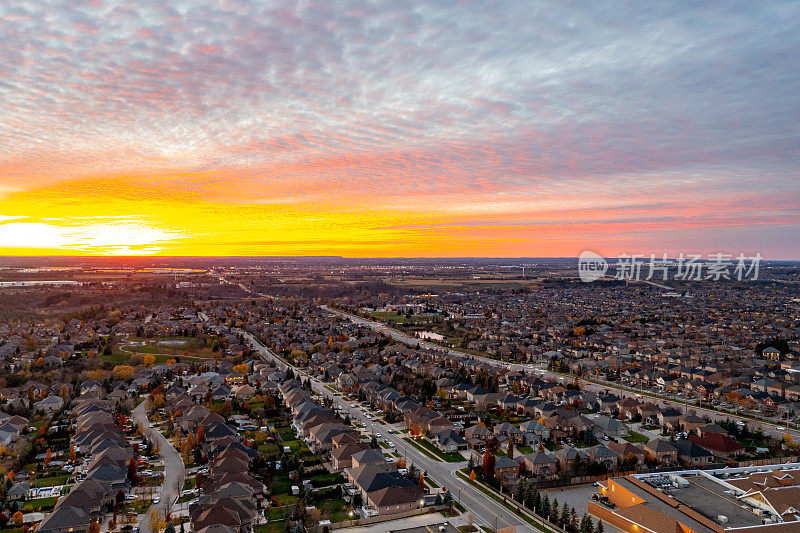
[
  {"left": 38, "top": 473, "right": 70, "bottom": 486},
  {"left": 23, "top": 496, "right": 58, "bottom": 512},
  {"left": 404, "top": 437, "right": 465, "bottom": 462},
  {"left": 255, "top": 523, "right": 286, "bottom": 533},
  {"left": 370, "top": 311, "right": 439, "bottom": 325},
  {"left": 624, "top": 430, "right": 648, "bottom": 443}
]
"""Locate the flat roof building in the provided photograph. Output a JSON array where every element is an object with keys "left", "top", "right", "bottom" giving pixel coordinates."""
[{"left": 589, "top": 463, "right": 800, "bottom": 532}]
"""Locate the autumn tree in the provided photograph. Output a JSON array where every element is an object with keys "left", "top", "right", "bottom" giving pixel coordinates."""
[
  {"left": 482, "top": 451, "right": 495, "bottom": 479},
  {"left": 12, "top": 511, "right": 23, "bottom": 527},
  {"left": 196, "top": 425, "right": 205, "bottom": 443},
  {"left": 233, "top": 363, "right": 248, "bottom": 374},
  {"left": 127, "top": 457, "right": 138, "bottom": 480},
  {"left": 112, "top": 365, "right": 136, "bottom": 380},
  {"left": 149, "top": 510, "right": 166, "bottom": 533},
  {"left": 45, "top": 447, "right": 52, "bottom": 466}
]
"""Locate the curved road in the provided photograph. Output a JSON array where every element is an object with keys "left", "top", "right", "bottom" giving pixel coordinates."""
[{"left": 133, "top": 401, "right": 186, "bottom": 533}]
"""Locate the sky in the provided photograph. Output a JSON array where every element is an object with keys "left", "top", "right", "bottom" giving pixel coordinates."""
[{"left": 0, "top": 1, "right": 798, "bottom": 258}]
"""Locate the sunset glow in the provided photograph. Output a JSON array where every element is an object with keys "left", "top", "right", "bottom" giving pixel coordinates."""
[{"left": 1, "top": 1, "right": 798, "bottom": 257}]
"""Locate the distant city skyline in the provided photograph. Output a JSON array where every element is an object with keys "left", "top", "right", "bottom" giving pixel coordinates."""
[{"left": 1, "top": 1, "right": 798, "bottom": 257}]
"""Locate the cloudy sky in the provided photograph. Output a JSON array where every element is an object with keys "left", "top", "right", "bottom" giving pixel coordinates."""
[{"left": 0, "top": 1, "right": 798, "bottom": 257}]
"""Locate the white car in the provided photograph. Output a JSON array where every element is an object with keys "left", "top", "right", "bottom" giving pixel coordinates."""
[
  {"left": 153, "top": 496, "right": 160, "bottom": 504},
  {"left": 388, "top": 442, "right": 395, "bottom": 448},
  {"left": 376, "top": 433, "right": 382, "bottom": 438},
  {"left": 776, "top": 426, "right": 786, "bottom": 431}
]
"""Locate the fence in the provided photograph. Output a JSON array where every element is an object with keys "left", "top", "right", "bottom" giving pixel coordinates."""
[
  {"left": 310, "top": 504, "right": 449, "bottom": 532},
  {"left": 530, "top": 471, "right": 637, "bottom": 489}
]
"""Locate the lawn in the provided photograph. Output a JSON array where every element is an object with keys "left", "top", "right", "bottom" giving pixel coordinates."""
[
  {"left": 370, "top": 311, "right": 438, "bottom": 325},
  {"left": 255, "top": 523, "right": 286, "bottom": 533},
  {"left": 272, "top": 493, "right": 298, "bottom": 506},
  {"left": 266, "top": 506, "right": 286, "bottom": 521},
  {"left": 316, "top": 497, "right": 349, "bottom": 522},
  {"left": 305, "top": 472, "right": 343, "bottom": 487},
  {"left": 23, "top": 496, "right": 58, "bottom": 512},
  {"left": 258, "top": 442, "right": 281, "bottom": 458},
  {"left": 624, "top": 430, "right": 649, "bottom": 443},
  {"left": 404, "top": 437, "right": 465, "bottom": 462},
  {"left": 38, "top": 473, "right": 71, "bottom": 486}
]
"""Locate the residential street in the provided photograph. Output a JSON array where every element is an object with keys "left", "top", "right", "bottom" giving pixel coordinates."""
[
  {"left": 133, "top": 400, "right": 186, "bottom": 533},
  {"left": 320, "top": 305, "right": 794, "bottom": 441},
  {"left": 239, "top": 330, "right": 545, "bottom": 533}
]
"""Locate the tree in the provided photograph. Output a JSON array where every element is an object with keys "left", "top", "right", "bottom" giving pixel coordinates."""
[
  {"left": 233, "top": 363, "right": 248, "bottom": 374},
  {"left": 580, "top": 514, "right": 594, "bottom": 533},
  {"left": 149, "top": 510, "right": 166, "bottom": 533},
  {"left": 442, "top": 490, "right": 453, "bottom": 507},
  {"left": 569, "top": 506, "right": 578, "bottom": 532},
  {"left": 69, "top": 443, "right": 76, "bottom": 462},
  {"left": 550, "top": 498, "right": 559, "bottom": 523},
  {"left": 112, "top": 365, "right": 136, "bottom": 380},
  {"left": 507, "top": 439, "right": 514, "bottom": 459},
  {"left": 127, "top": 457, "right": 138, "bottom": 480},
  {"left": 515, "top": 478, "right": 527, "bottom": 503},
  {"left": 89, "top": 521, "right": 100, "bottom": 533},
  {"left": 419, "top": 473, "right": 426, "bottom": 490},
  {"left": 165, "top": 523, "right": 176, "bottom": 533},
  {"left": 45, "top": 447, "right": 52, "bottom": 466},
  {"left": 560, "top": 502, "right": 570, "bottom": 529},
  {"left": 12, "top": 511, "right": 23, "bottom": 527},
  {"left": 197, "top": 424, "right": 205, "bottom": 443},
  {"left": 542, "top": 495, "right": 550, "bottom": 521},
  {"left": 482, "top": 451, "right": 495, "bottom": 479},
  {"left": 467, "top": 455, "right": 475, "bottom": 472},
  {"left": 596, "top": 520, "right": 604, "bottom": 533},
  {"left": 469, "top": 469, "right": 476, "bottom": 481}
]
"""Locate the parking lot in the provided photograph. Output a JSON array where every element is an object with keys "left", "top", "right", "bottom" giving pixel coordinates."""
[{"left": 540, "top": 483, "right": 624, "bottom": 533}]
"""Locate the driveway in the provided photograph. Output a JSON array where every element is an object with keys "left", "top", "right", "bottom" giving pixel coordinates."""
[{"left": 133, "top": 401, "right": 186, "bottom": 533}]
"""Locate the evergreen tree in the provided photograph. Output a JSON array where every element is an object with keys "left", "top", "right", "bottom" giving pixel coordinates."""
[
  {"left": 542, "top": 495, "right": 550, "bottom": 520},
  {"left": 580, "top": 514, "right": 593, "bottom": 533},
  {"left": 550, "top": 498, "right": 558, "bottom": 523},
  {"left": 515, "top": 478, "right": 527, "bottom": 502},
  {"left": 561, "top": 502, "right": 569, "bottom": 529},
  {"left": 531, "top": 489, "right": 541, "bottom": 514},
  {"left": 596, "top": 521, "right": 604, "bottom": 533}
]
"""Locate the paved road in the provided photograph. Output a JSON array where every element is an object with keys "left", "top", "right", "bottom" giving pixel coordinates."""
[
  {"left": 321, "top": 306, "right": 795, "bottom": 441},
  {"left": 133, "top": 401, "right": 186, "bottom": 533},
  {"left": 238, "top": 330, "right": 545, "bottom": 533}
]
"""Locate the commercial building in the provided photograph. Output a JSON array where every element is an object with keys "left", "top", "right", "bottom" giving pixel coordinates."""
[{"left": 589, "top": 463, "right": 800, "bottom": 532}]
